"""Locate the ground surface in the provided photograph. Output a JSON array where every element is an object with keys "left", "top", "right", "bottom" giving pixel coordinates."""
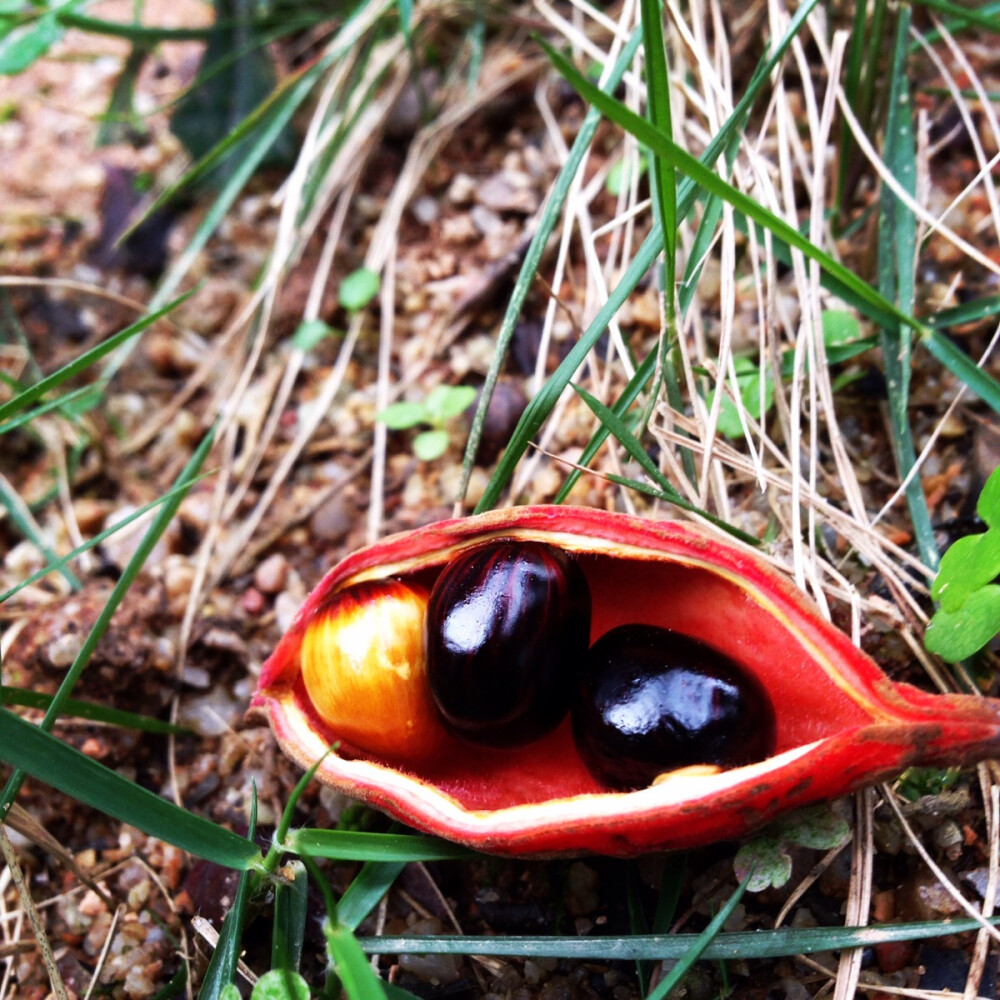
[{"left": 2, "top": 2, "right": 1000, "bottom": 999}]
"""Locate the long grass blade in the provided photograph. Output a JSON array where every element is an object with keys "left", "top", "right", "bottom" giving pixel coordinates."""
[
  {"left": 358, "top": 915, "right": 1000, "bottom": 961},
  {"left": 912, "top": 0, "right": 1000, "bottom": 34},
  {"left": 0, "top": 292, "right": 193, "bottom": 425},
  {"left": 198, "top": 790, "right": 259, "bottom": 999},
  {"left": 923, "top": 331, "right": 1000, "bottom": 413},
  {"left": 572, "top": 384, "right": 758, "bottom": 544},
  {"left": 541, "top": 41, "right": 921, "bottom": 339},
  {"left": 475, "top": 0, "right": 821, "bottom": 512},
  {"left": 0, "top": 709, "right": 261, "bottom": 869},
  {"left": 336, "top": 861, "right": 407, "bottom": 932},
  {"left": 285, "top": 829, "right": 471, "bottom": 862},
  {"left": 925, "top": 294, "right": 1000, "bottom": 329},
  {"left": 273, "top": 860, "right": 308, "bottom": 972},
  {"left": 646, "top": 875, "right": 749, "bottom": 1000},
  {"left": 458, "top": 25, "right": 643, "bottom": 502},
  {"left": 324, "top": 923, "right": 387, "bottom": 1000},
  {"left": 640, "top": 0, "right": 675, "bottom": 278},
  {"left": 0, "top": 384, "right": 97, "bottom": 436},
  {"left": 877, "top": 6, "right": 937, "bottom": 570},
  {"left": 0, "top": 688, "right": 188, "bottom": 734},
  {"left": 0, "top": 475, "right": 80, "bottom": 590}
]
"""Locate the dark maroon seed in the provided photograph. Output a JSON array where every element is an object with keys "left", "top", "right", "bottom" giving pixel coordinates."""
[
  {"left": 426, "top": 541, "right": 591, "bottom": 747},
  {"left": 572, "top": 624, "right": 776, "bottom": 790}
]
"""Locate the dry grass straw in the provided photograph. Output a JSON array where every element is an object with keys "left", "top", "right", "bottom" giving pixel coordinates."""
[{"left": 535, "top": 1, "right": 997, "bottom": 996}]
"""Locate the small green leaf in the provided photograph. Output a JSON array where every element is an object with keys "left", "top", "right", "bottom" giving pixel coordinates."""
[
  {"left": 0, "top": 10, "right": 62, "bottom": 74},
  {"left": 977, "top": 465, "right": 1000, "bottom": 527},
  {"left": 925, "top": 584, "right": 1000, "bottom": 661},
  {"left": 733, "top": 836, "right": 792, "bottom": 891},
  {"left": 220, "top": 985, "right": 241, "bottom": 1000},
  {"left": 251, "top": 970, "right": 310, "bottom": 1000},
  {"left": 778, "top": 804, "right": 849, "bottom": 850},
  {"left": 424, "top": 385, "right": 476, "bottom": 424},
  {"left": 413, "top": 429, "right": 449, "bottom": 461},
  {"left": 339, "top": 268, "right": 380, "bottom": 312},
  {"left": 605, "top": 157, "right": 647, "bottom": 197},
  {"left": 711, "top": 358, "right": 774, "bottom": 439},
  {"left": 377, "top": 401, "right": 427, "bottom": 430},
  {"left": 932, "top": 529, "right": 1000, "bottom": 611},
  {"left": 292, "top": 319, "right": 335, "bottom": 352},
  {"left": 821, "top": 309, "right": 861, "bottom": 347}
]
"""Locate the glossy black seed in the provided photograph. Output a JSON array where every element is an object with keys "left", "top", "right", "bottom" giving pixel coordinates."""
[
  {"left": 427, "top": 541, "right": 591, "bottom": 747},
  {"left": 572, "top": 624, "right": 776, "bottom": 790}
]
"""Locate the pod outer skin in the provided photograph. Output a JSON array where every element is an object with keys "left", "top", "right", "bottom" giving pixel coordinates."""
[{"left": 250, "top": 505, "right": 1000, "bottom": 857}]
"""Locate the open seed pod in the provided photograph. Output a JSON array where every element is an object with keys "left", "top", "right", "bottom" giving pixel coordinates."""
[{"left": 251, "top": 506, "right": 1000, "bottom": 857}]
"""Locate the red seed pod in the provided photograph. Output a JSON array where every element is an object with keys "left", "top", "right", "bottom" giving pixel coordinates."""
[{"left": 251, "top": 505, "right": 1000, "bottom": 857}]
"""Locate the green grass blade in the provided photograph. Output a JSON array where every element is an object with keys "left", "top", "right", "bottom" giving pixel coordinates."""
[
  {"left": 475, "top": 224, "right": 662, "bottom": 513},
  {"left": 0, "top": 475, "right": 80, "bottom": 590},
  {"left": 922, "top": 330, "right": 1000, "bottom": 413},
  {"left": 912, "top": 0, "right": 1000, "bottom": 34},
  {"left": 358, "top": 915, "right": 1000, "bottom": 961},
  {"left": 149, "top": 965, "right": 187, "bottom": 1000},
  {"left": 0, "top": 688, "right": 189, "bottom": 734},
  {"left": 458, "top": 25, "right": 643, "bottom": 502},
  {"left": 474, "top": 0, "right": 821, "bottom": 512},
  {"left": 837, "top": 0, "right": 870, "bottom": 213},
  {"left": 646, "top": 875, "right": 749, "bottom": 1000},
  {"left": 640, "top": 0, "right": 675, "bottom": 271},
  {"left": 912, "top": 0, "right": 1000, "bottom": 48},
  {"left": 571, "top": 384, "right": 758, "bottom": 544},
  {"left": 638, "top": 0, "right": 680, "bottom": 460},
  {"left": 285, "top": 829, "right": 472, "bottom": 862},
  {"left": 198, "top": 790, "right": 259, "bottom": 999},
  {"left": 553, "top": 347, "right": 659, "bottom": 505},
  {"left": 0, "top": 425, "right": 215, "bottom": 813},
  {"left": 141, "top": 64, "right": 325, "bottom": 318},
  {"left": 58, "top": 11, "right": 217, "bottom": 41},
  {"left": 273, "top": 860, "right": 308, "bottom": 972},
  {"left": 0, "top": 384, "right": 97, "bottom": 437},
  {"left": 877, "top": 6, "right": 937, "bottom": 571},
  {"left": 0, "top": 708, "right": 261, "bottom": 869},
  {"left": 324, "top": 922, "right": 387, "bottom": 1000},
  {"left": 0, "top": 291, "right": 193, "bottom": 425},
  {"left": 925, "top": 294, "right": 1000, "bottom": 329},
  {"left": 144, "top": 58, "right": 321, "bottom": 221},
  {"left": 0, "top": 471, "right": 212, "bottom": 605},
  {"left": 336, "top": 861, "right": 407, "bottom": 932},
  {"left": 541, "top": 42, "right": 923, "bottom": 340}
]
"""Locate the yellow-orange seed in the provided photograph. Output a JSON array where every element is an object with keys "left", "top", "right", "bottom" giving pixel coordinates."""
[{"left": 300, "top": 579, "right": 448, "bottom": 760}]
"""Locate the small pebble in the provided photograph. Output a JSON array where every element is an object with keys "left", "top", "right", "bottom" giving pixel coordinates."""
[
  {"left": 4, "top": 540, "right": 44, "bottom": 578},
  {"left": 448, "top": 173, "right": 477, "bottom": 205},
  {"left": 181, "top": 665, "right": 211, "bottom": 689},
  {"left": 310, "top": 494, "right": 353, "bottom": 540},
  {"left": 242, "top": 587, "right": 266, "bottom": 616},
  {"left": 471, "top": 204, "right": 503, "bottom": 236},
  {"left": 411, "top": 196, "right": 439, "bottom": 225},
  {"left": 477, "top": 170, "right": 539, "bottom": 213},
  {"left": 397, "top": 953, "right": 462, "bottom": 986},
  {"left": 46, "top": 631, "right": 84, "bottom": 669},
  {"left": 177, "top": 687, "right": 240, "bottom": 736},
  {"left": 253, "top": 553, "right": 288, "bottom": 595}
]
